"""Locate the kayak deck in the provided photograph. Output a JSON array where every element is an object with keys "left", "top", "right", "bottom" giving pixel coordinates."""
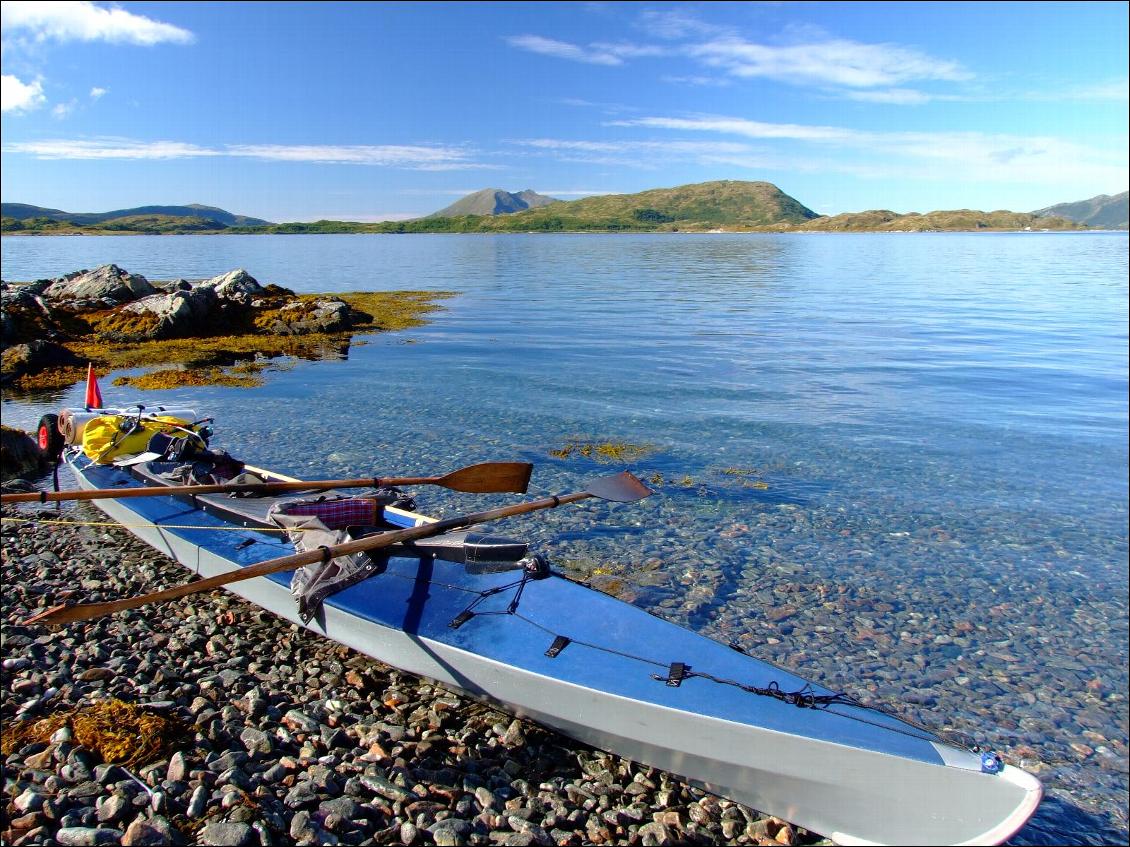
[{"left": 67, "top": 454, "right": 1042, "bottom": 845}]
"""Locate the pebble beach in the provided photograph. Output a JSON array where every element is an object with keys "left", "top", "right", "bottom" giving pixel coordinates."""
[{"left": 1, "top": 501, "right": 827, "bottom": 847}]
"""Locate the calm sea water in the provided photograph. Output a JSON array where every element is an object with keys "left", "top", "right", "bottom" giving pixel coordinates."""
[{"left": 3, "top": 233, "right": 1128, "bottom": 843}]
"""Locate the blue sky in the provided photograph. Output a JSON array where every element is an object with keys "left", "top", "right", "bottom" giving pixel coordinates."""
[{"left": 2, "top": 1, "right": 1127, "bottom": 221}]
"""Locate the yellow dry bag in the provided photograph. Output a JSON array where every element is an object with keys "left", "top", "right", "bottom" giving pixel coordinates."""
[{"left": 81, "top": 414, "right": 204, "bottom": 463}]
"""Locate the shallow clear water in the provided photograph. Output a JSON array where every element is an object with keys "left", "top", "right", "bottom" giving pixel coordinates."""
[{"left": 3, "top": 232, "right": 1127, "bottom": 843}]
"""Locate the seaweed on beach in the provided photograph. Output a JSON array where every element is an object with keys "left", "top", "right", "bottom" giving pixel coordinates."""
[{"left": 0, "top": 698, "right": 191, "bottom": 768}]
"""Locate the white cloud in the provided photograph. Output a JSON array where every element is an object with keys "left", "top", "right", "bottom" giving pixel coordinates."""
[
  {"left": 1, "top": 1, "right": 194, "bottom": 45},
  {"left": 662, "top": 74, "right": 731, "bottom": 87},
  {"left": 636, "top": 9, "right": 728, "bottom": 40},
  {"left": 3, "top": 137, "right": 220, "bottom": 158},
  {"left": 509, "top": 10, "right": 971, "bottom": 102},
  {"left": 1, "top": 137, "right": 499, "bottom": 170},
  {"left": 225, "top": 143, "right": 495, "bottom": 170},
  {"left": 1026, "top": 78, "right": 1130, "bottom": 102},
  {"left": 688, "top": 36, "right": 970, "bottom": 88},
  {"left": 842, "top": 88, "right": 933, "bottom": 105},
  {"left": 610, "top": 115, "right": 857, "bottom": 143},
  {"left": 509, "top": 136, "right": 773, "bottom": 170},
  {"left": 505, "top": 34, "right": 622, "bottom": 66},
  {"left": 89, "top": 86, "right": 106, "bottom": 99},
  {"left": 600, "top": 113, "right": 1129, "bottom": 189},
  {"left": 1, "top": 72, "right": 44, "bottom": 112},
  {"left": 51, "top": 97, "right": 77, "bottom": 118}
]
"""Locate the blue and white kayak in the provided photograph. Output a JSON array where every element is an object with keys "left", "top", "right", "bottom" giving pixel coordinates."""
[{"left": 61, "top": 450, "right": 1041, "bottom": 846}]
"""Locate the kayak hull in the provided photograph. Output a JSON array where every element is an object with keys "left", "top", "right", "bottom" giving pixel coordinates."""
[{"left": 67, "top": 454, "right": 1041, "bottom": 845}]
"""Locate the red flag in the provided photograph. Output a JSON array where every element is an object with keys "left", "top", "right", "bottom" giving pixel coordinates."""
[{"left": 84, "top": 363, "right": 103, "bottom": 410}]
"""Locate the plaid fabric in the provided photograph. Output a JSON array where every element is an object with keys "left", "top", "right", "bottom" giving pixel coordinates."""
[{"left": 280, "top": 498, "right": 377, "bottom": 530}]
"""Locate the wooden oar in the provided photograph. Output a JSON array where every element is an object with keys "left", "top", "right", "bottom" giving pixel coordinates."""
[
  {"left": 22, "top": 472, "right": 651, "bottom": 627},
  {"left": 0, "top": 461, "right": 534, "bottom": 505}
]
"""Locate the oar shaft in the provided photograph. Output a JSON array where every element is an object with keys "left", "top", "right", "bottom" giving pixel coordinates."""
[
  {"left": 1, "top": 461, "right": 534, "bottom": 503},
  {"left": 1, "top": 478, "right": 381, "bottom": 504},
  {"left": 23, "top": 489, "right": 594, "bottom": 626}
]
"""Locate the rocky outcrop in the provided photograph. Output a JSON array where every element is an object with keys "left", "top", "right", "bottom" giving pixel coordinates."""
[
  {"left": 201, "top": 268, "right": 265, "bottom": 304},
  {"left": 113, "top": 268, "right": 353, "bottom": 339},
  {"left": 120, "top": 285, "right": 219, "bottom": 339},
  {"left": 1, "top": 264, "right": 370, "bottom": 387},
  {"left": 2, "top": 262, "right": 359, "bottom": 352},
  {"left": 0, "top": 425, "right": 46, "bottom": 480},
  {"left": 43, "top": 264, "right": 156, "bottom": 307},
  {"left": 0, "top": 340, "right": 83, "bottom": 384},
  {"left": 1, "top": 280, "right": 58, "bottom": 343},
  {"left": 264, "top": 298, "right": 353, "bottom": 335}
]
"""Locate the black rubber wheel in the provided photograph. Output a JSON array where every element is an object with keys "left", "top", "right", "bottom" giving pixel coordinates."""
[{"left": 36, "top": 414, "right": 64, "bottom": 460}]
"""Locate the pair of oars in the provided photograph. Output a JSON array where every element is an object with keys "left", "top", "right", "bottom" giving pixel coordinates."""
[
  {"left": 22, "top": 467, "right": 652, "bottom": 627},
  {"left": 0, "top": 461, "right": 535, "bottom": 504}
]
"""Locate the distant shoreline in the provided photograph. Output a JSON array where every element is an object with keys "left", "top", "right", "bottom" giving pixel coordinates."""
[{"left": 4, "top": 226, "right": 1121, "bottom": 237}]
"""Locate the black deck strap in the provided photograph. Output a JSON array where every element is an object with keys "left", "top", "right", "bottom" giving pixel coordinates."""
[
  {"left": 39, "top": 490, "right": 48, "bottom": 503},
  {"left": 545, "top": 635, "right": 571, "bottom": 658},
  {"left": 663, "top": 661, "right": 689, "bottom": 687},
  {"left": 318, "top": 545, "right": 333, "bottom": 563},
  {"left": 449, "top": 610, "right": 475, "bottom": 629}
]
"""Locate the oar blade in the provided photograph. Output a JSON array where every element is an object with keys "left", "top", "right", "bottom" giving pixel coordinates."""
[
  {"left": 584, "top": 471, "right": 653, "bottom": 503},
  {"left": 439, "top": 462, "right": 534, "bottom": 494}
]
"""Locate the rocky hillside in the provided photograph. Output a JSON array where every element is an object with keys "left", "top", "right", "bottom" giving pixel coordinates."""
[
  {"left": 427, "top": 189, "right": 559, "bottom": 218},
  {"left": 1032, "top": 192, "right": 1128, "bottom": 229}
]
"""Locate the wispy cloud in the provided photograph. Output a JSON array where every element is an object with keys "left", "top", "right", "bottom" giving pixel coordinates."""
[
  {"left": 1025, "top": 78, "right": 1130, "bottom": 102},
  {"left": 505, "top": 34, "right": 622, "bottom": 66},
  {"left": 1, "top": 73, "right": 44, "bottom": 112},
  {"left": 225, "top": 143, "right": 491, "bottom": 169},
  {"left": 600, "top": 113, "right": 1128, "bottom": 188},
  {"left": 636, "top": 9, "right": 729, "bottom": 40},
  {"left": 51, "top": 98, "right": 77, "bottom": 118},
  {"left": 610, "top": 116, "right": 857, "bottom": 143},
  {"left": 509, "top": 11, "right": 971, "bottom": 103},
  {"left": 89, "top": 86, "right": 106, "bottom": 99},
  {"left": 1, "top": 1, "right": 194, "bottom": 46},
  {"left": 3, "top": 138, "right": 221, "bottom": 159},
  {"left": 1, "top": 137, "right": 499, "bottom": 170},
  {"left": 509, "top": 137, "right": 772, "bottom": 170},
  {"left": 841, "top": 88, "right": 934, "bottom": 105},
  {"left": 661, "top": 74, "right": 731, "bottom": 88},
  {"left": 687, "top": 36, "right": 970, "bottom": 88}
]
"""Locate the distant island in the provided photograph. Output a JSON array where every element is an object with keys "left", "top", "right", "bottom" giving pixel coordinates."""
[{"left": 4, "top": 183, "right": 1126, "bottom": 236}]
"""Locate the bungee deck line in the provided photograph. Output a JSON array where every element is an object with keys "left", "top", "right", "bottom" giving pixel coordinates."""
[{"left": 375, "top": 561, "right": 964, "bottom": 752}]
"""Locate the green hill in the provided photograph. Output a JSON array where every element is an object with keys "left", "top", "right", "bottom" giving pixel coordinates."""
[
  {"left": 475, "top": 180, "right": 819, "bottom": 232},
  {"left": 3, "top": 213, "right": 230, "bottom": 235},
  {"left": 792, "top": 209, "right": 1084, "bottom": 232},
  {"left": 1, "top": 202, "right": 270, "bottom": 227},
  {"left": 1032, "top": 192, "right": 1128, "bottom": 229}
]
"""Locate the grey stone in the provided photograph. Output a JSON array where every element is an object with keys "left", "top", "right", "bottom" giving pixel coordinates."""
[
  {"left": 198, "top": 821, "right": 255, "bottom": 847},
  {"left": 14, "top": 788, "right": 45, "bottom": 813},
  {"left": 95, "top": 793, "right": 130, "bottom": 823},
  {"left": 186, "top": 784, "right": 209, "bottom": 819},
  {"left": 166, "top": 751, "right": 190, "bottom": 783},
  {"left": 55, "top": 827, "right": 125, "bottom": 846},
  {"left": 122, "top": 817, "right": 180, "bottom": 846},
  {"left": 44, "top": 264, "right": 156, "bottom": 305}
]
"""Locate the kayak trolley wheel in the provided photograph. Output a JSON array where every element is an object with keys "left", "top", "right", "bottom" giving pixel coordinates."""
[{"left": 37, "top": 414, "right": 64, "bottom": 461}]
